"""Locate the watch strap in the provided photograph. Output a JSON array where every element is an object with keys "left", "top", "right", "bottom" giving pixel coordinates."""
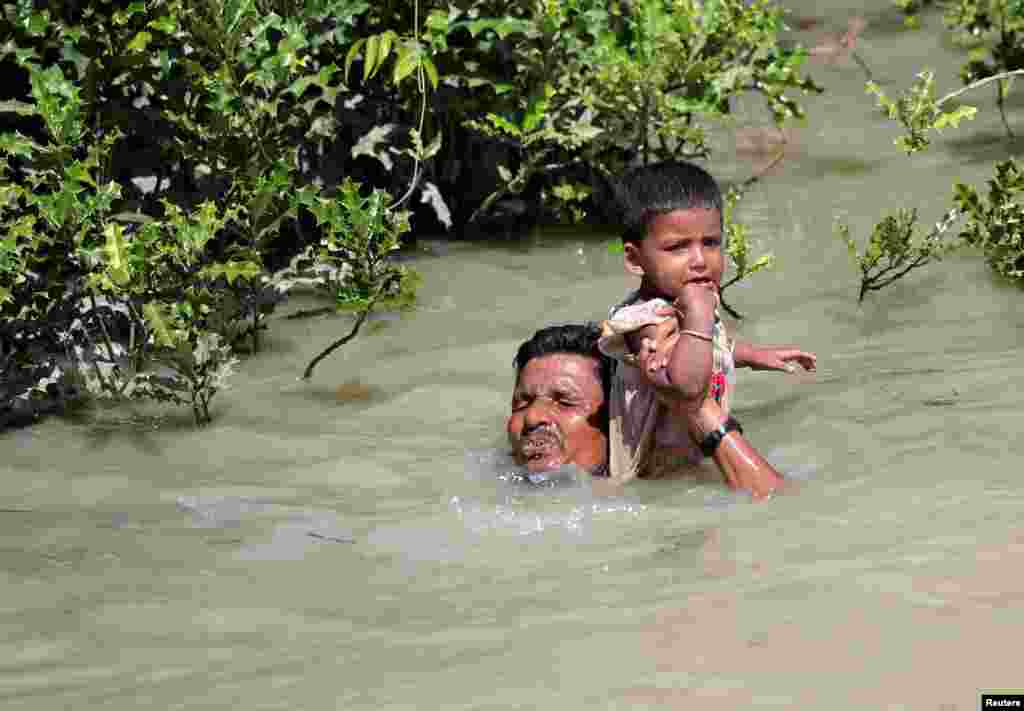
[{"left": 700, "top": 416, "right": 743, "bottom": 457}]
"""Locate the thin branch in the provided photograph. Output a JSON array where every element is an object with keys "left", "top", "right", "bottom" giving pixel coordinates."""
[
  {"left": 391, "top": 0, "right": 427, "bottom": 211},
  {"left": 284, "top": 306, "right": 335, "bottom": 320},
  {"left": 738, "top": 145, "right": 787, "bottom": 191},
  {"left": 718, "top": 292, "right": 743, "bottom": 320},
  {"left": 301, "top": 274, "right": 399, "bottom": 380},
  {"left": 88, "top": 295, "right": 120, "bottom": 365},
  {"left": 937, "top": 68, "right": 1024, "bottom": 108},
  {"left": 539, "top": 157, "right": 586, "bottom": 173},
  {"left": 996, "top": 79, "right": 1015, "bottom": 138},
  {"left": 850, "top": 51, "right": 875, "bottom": 82},
  {"left": 468, "top": 185, "right": 511, "bottom": 224}
]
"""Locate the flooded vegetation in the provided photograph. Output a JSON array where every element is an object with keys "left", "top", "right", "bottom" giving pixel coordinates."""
[{"left": 2, "top": 0, "right": 1024, "bottom": 709}]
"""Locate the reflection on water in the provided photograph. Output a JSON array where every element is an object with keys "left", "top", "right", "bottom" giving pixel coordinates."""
[{"left": 174, "top": 494, "right": 354, "bottom": 560}]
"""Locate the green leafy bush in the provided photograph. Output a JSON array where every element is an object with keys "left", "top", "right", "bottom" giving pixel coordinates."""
[
  {"left": 1, "top": 0, "right": 424, "bottom": 427},
  {"left": 942, "top": 0, "right": 1024, "bottom": 137},
  {"left": 954, "top": 159, "right": 1024, "bottom": 283},
  {"left": 837, "top": 208, "right": 961, "bottom": 302},
  {"left": 445, "top": 0, "right": 821, "bottom": 220}
]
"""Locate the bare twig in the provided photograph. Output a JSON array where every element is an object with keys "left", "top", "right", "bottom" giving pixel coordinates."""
[
  {"left": 937, "top": 69, "right": 1024, "bottom": 108},
  {"left": 301, "top": 274, "right": 399, "bottom": 380},
  {"left": 284, "top": 306, "right": 335, "bottom": 320},
  {"left": 996, "top": 80, "right": 1015, "bottom": 139}
]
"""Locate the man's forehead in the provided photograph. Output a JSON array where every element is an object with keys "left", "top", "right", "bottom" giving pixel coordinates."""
[{"left": 516, "top": 353, "right": 602, "bottom": 393}]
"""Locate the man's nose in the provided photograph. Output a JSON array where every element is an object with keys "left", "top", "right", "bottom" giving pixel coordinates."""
[{"left": 523, "top": 398, "right": 554, "bottom": 428}]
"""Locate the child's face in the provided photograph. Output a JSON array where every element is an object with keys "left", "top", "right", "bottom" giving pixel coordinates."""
[{"left": 624, "top": 207, "right": 724, "bottom": 301}]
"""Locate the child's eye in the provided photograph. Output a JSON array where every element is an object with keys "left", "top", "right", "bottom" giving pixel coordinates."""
[{"left": 703, "top": 236, "right": 722, "bottom": 248}]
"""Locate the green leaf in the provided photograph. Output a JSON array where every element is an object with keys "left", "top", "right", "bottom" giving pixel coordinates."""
[
  {"left": 113, "top": 2, "right": 147, "bottom": 25},
  {"left": 422, "top": 56, "right": 439, "bottom": 89},
  {"left": 522, "top": 89, "right": 550, "bottom": 132},
  {"left": 486, "top": 113, "right": 520, "bottom": 136},
  {"left": 287, "top": 63, "right": 339, "bottom": 97},
  {"left": 143, "top": 303, "right": 177, "bottom": 348},
  {"left": 363, "top": 34, "right": 380, "bottom": 81},
  {"left": 224, "top": 261, "right": 262, "bottom": 285},
  {"left": 0, "top": 131, "right": 38, "bottom": 159},
  {"left": 393, "top": 44, "right": 419, "bottom": 84},
  {"left": 148, "top": 13, "right": 179, "bottom": 34},
  {"left": 25, "top": 12, "right": 49, "bottom": 36},
  {"left": 422, "top": 131, "right": 442, "bottom": 160},
  {"left": 345, "top": 39, "right": 366, "bottom": 83},
  {"left": 65, "top": 161, "right": 97, "bottom": 188},
  {"left": 126, "top": 31, "right": 153, "bottom": 53},
  {"left": 933, "top": 105, "right": 978, "bottom": 130},
  {"left": 426, "top": 9, "right": 450, "bottom": 34},
  {"left": 224, "top": 0, "right": 257, "bottom": 35},
  {"left": 377, "top": 31, "right": 395, "bottom": 70},
  {"left": 104, "top": 223, "right": 132, "bottom": 287}
]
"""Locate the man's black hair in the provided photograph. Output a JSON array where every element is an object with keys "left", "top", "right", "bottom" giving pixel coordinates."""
[
  {"left": 618, "top": 160, "right": 724, "bottom": 245},
  {"left": 512, "top": 323, "right": 613, "bottom": 432}
]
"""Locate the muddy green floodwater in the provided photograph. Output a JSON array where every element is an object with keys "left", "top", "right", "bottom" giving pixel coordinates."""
[{"left": 3, "top": 2, "right": 1024, "bottom": 709}]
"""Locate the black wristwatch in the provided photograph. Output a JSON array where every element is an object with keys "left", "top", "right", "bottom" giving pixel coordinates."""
[{"left": 700, "top": 416, "right": 743, "bottom": 457}]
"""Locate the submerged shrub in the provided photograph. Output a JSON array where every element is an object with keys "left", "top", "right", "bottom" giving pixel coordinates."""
[
  {"left": 954, "top": 159, "right": 1024, "bottom": 284},
  {"left": 837, "top": 208, "right": 962, "bottom": 302}
]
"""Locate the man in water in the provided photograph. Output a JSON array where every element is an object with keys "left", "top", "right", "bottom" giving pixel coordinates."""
[
  {"left": 508, "top": 323, "right": 786, "bottom": 498},
  {"left": 508, "top": 324, "right": 613, "bottom": 477}
]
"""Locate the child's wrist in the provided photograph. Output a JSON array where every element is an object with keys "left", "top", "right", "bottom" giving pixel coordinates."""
[{"left": 681, "top": 310, "right": 715, "bottom": 334}]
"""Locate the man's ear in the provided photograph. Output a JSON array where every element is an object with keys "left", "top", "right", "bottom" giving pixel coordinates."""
[{"left": 623, "top": 242, "right": 645, "bottom": 277}]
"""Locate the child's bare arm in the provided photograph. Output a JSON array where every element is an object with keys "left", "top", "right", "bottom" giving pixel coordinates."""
[
  {"left": 733, "top": 339, "right": 817, "bottom": 373},
  {"left": 637, "top": 285, "right": 716, "bottom": 403}
]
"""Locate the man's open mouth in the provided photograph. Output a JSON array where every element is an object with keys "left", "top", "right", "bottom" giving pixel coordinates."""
[{"left": 519, "top": 431, "right": 563, "bottom": 463}]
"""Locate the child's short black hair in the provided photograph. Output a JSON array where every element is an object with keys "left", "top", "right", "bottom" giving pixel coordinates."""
[{"left": 619, "top": 160, "right": 724, "bottom": 245}]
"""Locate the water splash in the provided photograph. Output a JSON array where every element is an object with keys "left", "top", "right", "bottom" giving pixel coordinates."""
[{"left": 450, "top": 449, "right": 647, "bottom": 538}]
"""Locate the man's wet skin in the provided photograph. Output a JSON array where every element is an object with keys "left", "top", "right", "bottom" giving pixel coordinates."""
[{"left": 507, "top": 353, "right": 608, "bottom": 475}]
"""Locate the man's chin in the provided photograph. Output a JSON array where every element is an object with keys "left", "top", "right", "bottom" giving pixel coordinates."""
[
  {"left": 513, "top": 446, "right": 567, "bottom": 473},
  {"left": 524, "top": 455, "right": 567, "bottom": 473}
]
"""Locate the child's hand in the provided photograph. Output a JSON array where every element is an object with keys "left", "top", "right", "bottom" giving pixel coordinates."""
[
  {"left": 633, "top": 321, "right": 680, "bottom": 383},
  {"left": 672, "top": 282, "right": 718, "bottom": 322},
  {"left": 741, "top": 345, "right": 817, "bottom": 373}
]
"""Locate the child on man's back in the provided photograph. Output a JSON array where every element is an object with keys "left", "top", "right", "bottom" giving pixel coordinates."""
[{"left": 599, "top": 160, "right": 816, "bottom": 483}]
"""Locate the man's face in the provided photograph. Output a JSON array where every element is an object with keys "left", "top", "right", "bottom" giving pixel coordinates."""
[{"left": 506, "top": 353, "right": 607, "bottom": 474}]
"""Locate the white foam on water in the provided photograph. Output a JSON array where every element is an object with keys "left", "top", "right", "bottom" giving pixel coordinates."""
[{"left": 450, "top": 449, "right": 647, "bottom": 538}]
